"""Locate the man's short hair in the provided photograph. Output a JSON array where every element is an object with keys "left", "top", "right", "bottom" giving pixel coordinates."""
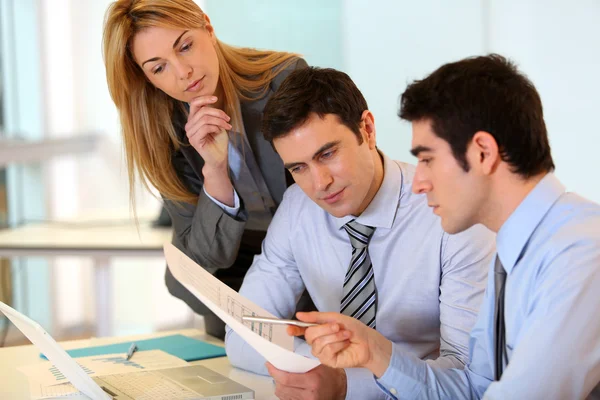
[
  {"left": 400, "top": 54, "right": 555, "bottom": 178},
  {"left": 262, "top": 67, "right": 369, "bottom": 144}
]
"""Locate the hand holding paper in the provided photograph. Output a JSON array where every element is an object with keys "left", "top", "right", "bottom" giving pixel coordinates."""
[{"left": 164, "top": 243, "right": 320, "bottom": 373}]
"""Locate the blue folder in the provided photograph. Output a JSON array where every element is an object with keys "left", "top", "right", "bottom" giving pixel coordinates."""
[{"left": 41, "top": 334, "right": 226, "bottom": 362}]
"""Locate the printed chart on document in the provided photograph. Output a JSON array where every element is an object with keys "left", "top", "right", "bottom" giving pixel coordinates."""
[
  {"left": 168, "top": 248, "right": 292, "bottom": 351},
  {"left": 18, "top": 350, "right": 187, "bottom": 387},
  {"left": 227, "top": 297, "right": 274, "bottom": 342},
  {"left": 165, "top": 243, "right": 321, "bottom": 372}
]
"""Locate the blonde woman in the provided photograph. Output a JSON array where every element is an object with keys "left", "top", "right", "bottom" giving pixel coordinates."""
[{"left": 103, "top": 0, "right": 311, "bottom": 338}]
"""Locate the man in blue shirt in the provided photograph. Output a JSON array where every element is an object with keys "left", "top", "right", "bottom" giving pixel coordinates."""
[
  {"left": 224, "top": 67, "right": 496, "bottom": 399},
  {"left": 294, "top": 54, "right": 600, "bottom": 399}
]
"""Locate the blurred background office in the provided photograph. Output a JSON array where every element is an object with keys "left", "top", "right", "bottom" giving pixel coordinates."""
[{"left": 1, "top": 0, "right": 598, "bottom": 345}]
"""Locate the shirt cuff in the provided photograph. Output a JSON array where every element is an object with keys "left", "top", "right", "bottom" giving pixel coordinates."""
[
  {"left": 374, "top": 342, "right": 422, "bottom": 399},
  {"left": 294, "top": 339, "right": 385, "bottom": 400},
  {"left": 203, "top": 186, "right": 240, "bottom": 217},
  {"left": 345, "top": 368, "right": 387, "bottom": 400}
]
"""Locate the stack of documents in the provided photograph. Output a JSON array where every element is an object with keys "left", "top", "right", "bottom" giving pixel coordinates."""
[{"left": 21, "top": 350, "right": 187, "bottom": 399}]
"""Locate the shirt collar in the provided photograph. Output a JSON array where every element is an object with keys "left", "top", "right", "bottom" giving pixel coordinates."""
[
  {"left": 332, "top": 151, "right": 403, "bottom": 230},
  {"left": 496, "top": 173, "right": 565, "bottom": 274}
]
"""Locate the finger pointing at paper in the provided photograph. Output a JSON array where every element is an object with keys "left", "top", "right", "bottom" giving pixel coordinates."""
[{"left": 291, "top": 311, "right": 394, "bottom": 379}]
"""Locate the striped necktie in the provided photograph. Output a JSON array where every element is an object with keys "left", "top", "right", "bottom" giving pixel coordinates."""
[{"left": 341, "top": 220, "right": 377, "bottom": 329}]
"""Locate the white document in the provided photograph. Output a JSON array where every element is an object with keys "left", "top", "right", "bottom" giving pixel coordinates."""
[
  {"left": 19, "top": 350, "right": 187, "bottom": 387},
  {"left": 164, "top": 243, "right": 320, "bottom": 373},
  {"left": 28, "top": 381, "right": 82, "bottom": 400},
  {"left": 0, "top": 301, "right": 111, "bottom": 400}
]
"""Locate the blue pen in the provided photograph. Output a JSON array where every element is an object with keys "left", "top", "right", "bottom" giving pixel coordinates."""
[{"left": 126, "top": 342, "right": 137, "bottom": 360}]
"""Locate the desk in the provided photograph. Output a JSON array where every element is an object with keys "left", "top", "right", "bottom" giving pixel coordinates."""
[
  {"left": 0, "top": 221, "right": 173, "bottom": 336},
  {"left": 0, "top": 328, "right": 275, "bottom": 399}
]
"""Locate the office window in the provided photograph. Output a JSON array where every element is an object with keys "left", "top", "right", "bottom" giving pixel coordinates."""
[
  {"left": 0, "top": 0, "right": 50, "bottom": 333},
  {"left": 1, "top": 1, "right": 7, "bottom": 224},
  {"left": 0, "top": 0, "right": 11, "bottom": 345}
]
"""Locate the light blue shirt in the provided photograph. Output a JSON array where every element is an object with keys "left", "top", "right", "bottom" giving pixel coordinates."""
[
  {"left": 376, "top": 173, "right": 600, "bottom": 399},
  {"left": 225, "top": 153, "right": 496, "bottom": 400}
]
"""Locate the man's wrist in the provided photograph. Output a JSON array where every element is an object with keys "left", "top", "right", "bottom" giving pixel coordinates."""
[{"left": 366, "top": 334, "right": 393, "bottom": 378}]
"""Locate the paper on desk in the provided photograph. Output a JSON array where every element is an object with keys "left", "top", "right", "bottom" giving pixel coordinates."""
[
  {"left": 165, "top": 243, "right": 320, "bottom": 373},
  {"left": 19, "top": 349, "right": 187, "bottom": 387},
  {"left": 28, "top": 381, "right": 82, "bottom": 400},
  {"left": 0, "top": 301, "right": 110, "bottom": 400}
]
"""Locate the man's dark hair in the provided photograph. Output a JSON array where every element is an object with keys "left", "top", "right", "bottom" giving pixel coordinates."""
[
  {"left": 400, "top": 54, "right": 554, "bottom": 178},
  {"left": 262, "top": 67, "right": 369, "bottom": 144}
]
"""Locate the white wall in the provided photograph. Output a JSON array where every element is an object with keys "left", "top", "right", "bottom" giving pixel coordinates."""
[
  {"left": 343, "top": 0, "right": 487, "bottom": 163},
  {"left": 205, "top": 0, "right": 344, "bottom": 70},
  {"left": 343, "top": 0, "right": 600, "bottom": 203},
  {"left": 488, "top": 0, "right": 600, "bottom": 202}
]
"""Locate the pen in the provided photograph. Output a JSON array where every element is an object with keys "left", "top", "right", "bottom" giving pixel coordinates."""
[
  {"left": 242, "top": 315, "right": 318, "bottom": 328},
  {"left": 126, "top": 342, "right": 137, "bottom": 361}
]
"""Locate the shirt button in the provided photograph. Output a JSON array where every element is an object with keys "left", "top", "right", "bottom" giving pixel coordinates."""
[{"left": 390, "top": 388, "right": 398, "bottom": 395}]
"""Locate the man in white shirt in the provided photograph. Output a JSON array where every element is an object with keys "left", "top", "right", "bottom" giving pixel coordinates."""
[{"left": 224, "top": 67, "right": 496, "bottom": 399}]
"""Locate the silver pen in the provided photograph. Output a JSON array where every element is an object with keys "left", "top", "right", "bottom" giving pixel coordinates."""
[
  {"left": 242, "top": 315, "right": 318, "bottom": 328},
  {"left": 126, "top": 342, "right": 137, "bottom": 360}
]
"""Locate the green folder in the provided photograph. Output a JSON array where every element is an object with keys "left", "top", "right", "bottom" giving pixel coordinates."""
[{"left": 41, "top": 334, "right": 226, "bottom": 362}]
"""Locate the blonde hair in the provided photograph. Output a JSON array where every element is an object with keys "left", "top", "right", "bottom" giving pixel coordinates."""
[{"left": 103, "top": 0, "right": 299, "bottom": 205}]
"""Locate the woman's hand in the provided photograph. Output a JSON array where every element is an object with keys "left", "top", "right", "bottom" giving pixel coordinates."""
[
  {"left": 186, "top": 95, "right": 232, "bottom": 171},
  {"left": 288, "top": 312, "right": 393, "bottom": 378},
  {"left": 186, "top": 95, "right": 234, "bottom": 206}
]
